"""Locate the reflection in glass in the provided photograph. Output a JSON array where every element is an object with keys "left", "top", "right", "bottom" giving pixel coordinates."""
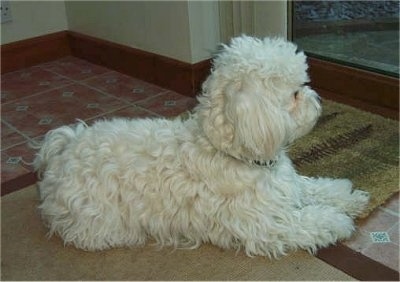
[{"left": 292, "top": 1, "right": 399, "bottom": 77}]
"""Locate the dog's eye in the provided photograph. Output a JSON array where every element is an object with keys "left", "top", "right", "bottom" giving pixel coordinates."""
[{"left": 294, "top": 91, "right": 299, "bottom": 99}]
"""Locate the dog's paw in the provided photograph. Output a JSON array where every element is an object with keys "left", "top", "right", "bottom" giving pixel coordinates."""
[
  {"left": 296, "top": 206, "right": 355, "bottom": 251},
  {"left": 345, "top": 189, "right": 370, "bottom": 218},
  {"left": 328, "top": 211, "right": 355, "bottom": 241},
  {"left": 311, "top": 179, "right": 370, "bottom": 218}
]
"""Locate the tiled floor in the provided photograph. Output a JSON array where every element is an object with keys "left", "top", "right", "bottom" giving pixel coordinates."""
[
  {"left": 345, "top": 193, "right": 399, "bottom": 271},
  {"left": 1, "top": 56, "right": 398, "bottom": 275},
  {"left": 1, "top": 56, "right": 196, "bottom": 186}
]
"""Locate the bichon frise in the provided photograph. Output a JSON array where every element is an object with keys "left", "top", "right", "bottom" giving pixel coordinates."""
[{"left": 34, "top": 35, "right": 369, "bottom": 258}]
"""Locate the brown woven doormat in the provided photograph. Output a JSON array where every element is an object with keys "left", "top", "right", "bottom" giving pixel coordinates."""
[{"left": 288, "top": 100, "right": 399, "bottom": 218}]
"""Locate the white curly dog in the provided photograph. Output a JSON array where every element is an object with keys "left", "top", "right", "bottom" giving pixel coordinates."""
[{"left": 34, "top": 35, "right": 369, "bottom": 258}]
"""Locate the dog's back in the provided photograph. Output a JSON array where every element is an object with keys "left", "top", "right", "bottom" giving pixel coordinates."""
[
  {"left": 33, "top": 121, "right": 88, "bottom": 198},
  {"left": 33, "top": 116, "right": 200, "bottom": 250}
]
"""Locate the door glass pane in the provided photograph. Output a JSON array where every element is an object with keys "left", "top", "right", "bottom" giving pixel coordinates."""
[{"left": 292, "top": 1, "right": 399, "bottom": 77}]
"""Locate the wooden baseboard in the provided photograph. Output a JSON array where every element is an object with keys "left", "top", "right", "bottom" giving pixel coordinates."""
[
  {"left": 67, "top": 31, "right": 211, "bottom": 97},
  {"left": 308, "top": 57, "right": 399, "bottom": 111},
  {"left": 317, "top": 87, "right": 398, "bottom": 120},
  {"left": 1, "top": 31, "right": 71, "bottom": 74}
]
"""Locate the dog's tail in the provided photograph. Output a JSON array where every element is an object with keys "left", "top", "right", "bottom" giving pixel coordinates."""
[{"left": 32, "top": 120, "right": 88, "bottom": 179}]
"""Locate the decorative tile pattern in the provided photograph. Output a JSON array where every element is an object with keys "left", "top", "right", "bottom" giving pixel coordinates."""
[
  {"left": 38, "top": 117, "right": 53, "bottom": 125},
  {"left": 6, "top": 156, "right": 22, "bottom": 165},
  {"left": 16, "top": 105, "right": 29, "bottom": 112},
  {"left": 1, "top": 67, "right": 72, "bottom": 104},
  {"left": 84, "top": 71, "right": 166, "bottom": 104},
  {"left": 370, "top": 232, "right": 391, "bottom": 243},
  {"left": 136, "top": 91, "right": 197, "bottom": 117},
  {"left": 3, "top": 142, "right": 37, "bottom": 169},
  {"left": 39, "top": 56, "right": 110, "bottom": 81},
  {"left": 1, "top": 122, "right": 26, "bottom": 150},
  {"left": 1, "top": 151, "right": 31, "bottom": 183},
  {"left": 1, "top": 84, "right": 126, "bottom": 138}
]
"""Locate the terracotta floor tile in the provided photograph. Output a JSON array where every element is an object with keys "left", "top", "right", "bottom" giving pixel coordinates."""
[
  {"left": 1, "top": 67, "right": 73, "bottom": 104},
  {"left": 1, "top": 122, "right": 27, "bottom": 150},
  {"left": 388, "top": 223, "right": 399, "bottom": 246},
  {"left": 84, "top": 71, "right": 166, "bottom": 104},
  {"left": 2, "top": 84, "right": 126, "bottom": 139},
  {"left": 344, "top": 229, "right": 372, "bottom": 252},
  {"left": 358, "top": 208, "right": 399, "bottom": 233},
  {"left": 381, "top": 193, "right": 399, "bottom": 215},
  {"left": 87, "top": 105, "right": 159, "bottom": 124},
  {"left": 362, "top": 242, "right": 399, "bottom": 271},
  {"left": 1, "top": 152, "right": 31, "bottom": 183},
  {"left": 135, "top": 91, "right": 197, "bottom": 117},
  {"left": 39, "top": 56, "right": 110, "bottom": 81},
  {"left": 3, "top": 142, "right": 37, "bottom": 171}
]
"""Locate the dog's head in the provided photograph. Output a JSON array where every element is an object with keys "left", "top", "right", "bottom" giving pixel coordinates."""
[{"left": 196, "top": 35, "right": 321, "bottom": 162}]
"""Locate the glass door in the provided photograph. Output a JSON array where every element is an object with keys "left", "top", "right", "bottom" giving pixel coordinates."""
[{"left": 291, "top": 1, "right": 399, "bottom": 77}]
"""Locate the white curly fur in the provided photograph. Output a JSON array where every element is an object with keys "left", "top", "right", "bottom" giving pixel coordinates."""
[{"left": 34, "top": 35, "right": 369, "bottom": 258}]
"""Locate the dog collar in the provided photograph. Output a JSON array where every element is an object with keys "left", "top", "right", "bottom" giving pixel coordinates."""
[
  {"left": 229, "top": 153, "right": 279, "bottom": 169},
  {"left": 251, "top": 159, "right": 278, "bottom": 168},
  {"left": 249, "top": 156, "right": 279, "bottom": 168}
]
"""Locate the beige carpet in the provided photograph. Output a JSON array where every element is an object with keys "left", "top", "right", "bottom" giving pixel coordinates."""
[{"left": 1, "top": 185, "right": 355, "bottom": 281}]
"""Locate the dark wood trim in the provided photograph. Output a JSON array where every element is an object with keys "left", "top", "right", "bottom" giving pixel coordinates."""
[
  {"left": 67, "top": 31, "right": 211, "bottom": 97},
  {"left": 317, "top": 244, "right": 399, "bottom": 281},
  {"left": 1, "top": 31, "right": 71, "bottom": 74},
  {"left": 308, "top": 57, "right": 399, "bottom": 111},
  {"left": 317, "top": 88, "right": 398, "bottom": 120},
  {"left": 1, "top": 172, "right": 37, "bottom": 196},
  {"left": 67, "top": 31, "right": 155, "bottom": 85},
  {"left": 192, "top": 59, "right": 212, "bottom": 96}
]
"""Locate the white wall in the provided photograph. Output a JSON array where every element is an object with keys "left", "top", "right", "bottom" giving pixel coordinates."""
[
  {"left": 1, "top": 1, "right": 68, "bottom": 44},
  {"left": 65, "top": 1, "right": 194, "bottom": 63},
  {"left": 65, "top": 1, "right": 220, "bottom": 63},
  {"left": 1, "top": 1, "right": 288, "bottom": 62},
  {"left": 1, "top": 1, "right": 220, "bottom": 63},
  {"left": 254, "top": 0, "right": 288, "bottom": 39},
  {"left": 188, "top": 1, "right": 221, "bottom": 63}
]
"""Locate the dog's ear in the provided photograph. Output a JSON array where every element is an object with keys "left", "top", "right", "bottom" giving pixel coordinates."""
[
  {"left": 197, "top": 75, "right": 235, "bottom": 154},
  {"left": 224, "top": 78, "right": 287, "bottom": 161},
  {"left": 197, "top": 75, "right": 287, "bottom": 161}
]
